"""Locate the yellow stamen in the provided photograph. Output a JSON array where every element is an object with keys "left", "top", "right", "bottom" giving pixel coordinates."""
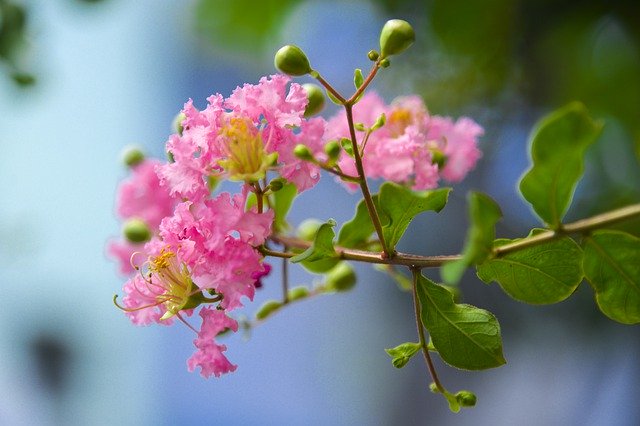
[{"left": 218, "top": 117, "right": 274, "bottom": 182}]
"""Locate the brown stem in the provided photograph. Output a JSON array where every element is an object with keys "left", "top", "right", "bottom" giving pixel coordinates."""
[
  {"left": 495, "top": 203, "right": 640, "bottom": 256},
  {"left": 347, "top": 62, "right": 380, "bottom": 105},
  {"left": 267, "top": 202, "right": 640, "bottom": 268},
  {"left": 345, "top": 104, "right": 392, "bottom": 257}
]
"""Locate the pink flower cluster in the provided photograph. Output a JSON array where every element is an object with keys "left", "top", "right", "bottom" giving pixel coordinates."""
[
  {"left": 325, "top": 92, "right": 483, "bottom": 190},
  {"left": 109, "top": 75, "right": 326, "bottom": 378},
  {"left": 109, "top": 75, "right": 483, "bottom": 379}
]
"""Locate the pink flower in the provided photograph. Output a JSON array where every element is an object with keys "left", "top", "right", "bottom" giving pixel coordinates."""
[
  {"left": 325, "top": 92, "right": 482, "bottom": 190},
  {"left": 187, "top": 307, "right": 238, "bottom": 378},
  {"left": 427, "top": 116, "right": 483, "bottom": 182},
  {"left": 115, "top": 159, "right": 176, "bottom": 229},
  {"left": 156, "top": 75, "right": 326, "bottom": 196},
  {"left": 155, "top": 188, "right": 273, "bottom": 311}
]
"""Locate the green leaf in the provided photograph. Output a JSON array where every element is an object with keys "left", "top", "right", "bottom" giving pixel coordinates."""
[
  {"left": 290, "top": 219, "right": 337, "bottom": 263},
  {"left": 338, "top": 195, "right": 379, "bottom": 248},
  {"left": 519, "top": 102, "right": 603, "bottom": 228},
  {"left": 340, "top": 137, "right": 355, "bottom": 157},
  {"left": 378, "top": 182, "right": 451, "bottom": 251},
  {"left": 325, "top": 88, "right": 343, "bottom": 105},
  {"left": 353, "top": 68, "right": 364, "bottom": 89},
  {"left": 417, "top": 274, "right": 506, "bottom": 370},
  {"left": 476, "top": 230, "right": 584, "bottom": 304},
  {"left": 583, "top": 230, "right": 640, "bottom": 324},
  {"left": 442, "top": 192, "right": 502, "bottom": 284},
  {"left": 271, "top": 183, "right": 297, "bottom": 232},
  {"left": 385, "top": 342, "right": 421, "bottom": 368}
]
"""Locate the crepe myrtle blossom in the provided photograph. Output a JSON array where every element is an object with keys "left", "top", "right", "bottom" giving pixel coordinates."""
[
  {"left": 113, "top": 184, "right": 273, "bottom": 377},
  {"left": 156, "top": 74, "right": 326, "bottom": 201},
  {"left": 325, "top": 92, "right": 482, "bottom": 190}
]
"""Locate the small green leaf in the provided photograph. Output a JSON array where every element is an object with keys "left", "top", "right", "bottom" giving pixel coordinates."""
[
  {"left": 477, "top": 230, "right": 584, "bottom": 304},
  {"left": 417, "top": 274, "right": 506, "bottom": 370},
  {"left": 385, "top": 342, "right": 421, "bottom": 368},
  {"left": 338, "top": 195, "right": 379, "bottom": 248},
  {"left": 271, "top": 183, "right": 297, "bottom": 232},
  {"left": 442, "top": 192, "right": 502, "bottom": 284},
  {"left": 340, "top": 138, "right": 354, "bottom": 157},
  {"left": 378, "top": 182, "right": 451, "bottom": 251},
  {"left": 353, "top": 68, "right": 364, "bottom": 89},
  {"left": 255, "top": 300, "right": 283, "bottom": 320},
  {"left": 290, "top": 219, "right": 337, "bottom": 263},
  {"left": 519, "top": 102, "right": 603, "bottom": 228},
  {"left": 325, "top": 88, "right": 343, "bottom": 105},
  {"left": 583, "top": 230, "right": 640, "bottom": 324}
]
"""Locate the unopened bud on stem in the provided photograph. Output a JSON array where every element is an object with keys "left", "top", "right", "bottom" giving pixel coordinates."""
[
  {"left": 123, "top": 218, "right": 152, "bottom": 243},
  {"left": 379, "top": 19, "right": 415, "bottom": 58},
  {"left": 293, "top": 144, "right": 314, "bottom": 161},
  {"left": 121, "top": 145, "right": 145, "bottom": 168},
  {"left": 302, "top": 83, "right": 325, "bottom": 117},
  {"left": 274, "top": 45, "right": 312, "bottom": 76}
]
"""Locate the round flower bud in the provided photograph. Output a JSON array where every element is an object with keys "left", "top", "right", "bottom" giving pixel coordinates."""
[
  {"left": 172, "top": 112, "right": 186, "bottom": 135},
  {"left": 122, "top": 218, "right": 152, "bottom": 243},
  {"left": 274, "top": 45, "right": 312, "bottom": 76},
  {"left": 302, "top": 83, "right": 325, "bottom": 117},
  {"left": 293, "top": 144, "right": 314, "bottom": 161},
  {"left": 379, "top": 19, "right": 415, "bottom": 58},
  {"left": 121, "top": 145, "right": 145, "bottom": 168},
  {"left": 324, "top": 140, "right": 341, "bottom": 161},
  {"left": 297, "top": 219, "right": 323, "bottom": 241},
  {"left": 379, "top": 58, "right": 391, "bottom": 68},
  {"left": 455, "top": 390, "right": 477, "bottom": 407},
  {"left": 431, "top": 148, "right": 447, "bottom": 168},
  {"left": 368, "top": 50, "right": 380, "bottom": 61},
  {"left": 268, "top": 178, "right": 285, "bottom": 192},
  {"left": 325, "top": 262, "right": 356, "bottom": 292}
]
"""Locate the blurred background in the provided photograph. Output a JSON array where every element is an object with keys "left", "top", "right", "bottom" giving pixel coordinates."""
[{"left": 1, "top": 0, "right": 639, "bottom": 425}]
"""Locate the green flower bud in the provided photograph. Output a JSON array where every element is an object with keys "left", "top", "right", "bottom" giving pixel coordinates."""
[
  {"left": 455, "top": 390, "right": 477, "bottom": 407},
  {"left": 368, "top": 50, "right": 380, "bottom": 61},
  {"left": 324, "top": 140, "right": 341, "bottom": 161},
  {"left": 274, "top": 45, "right": 312, "bottom": 76},
  {"left": 297, "top": 219, "right": 323, "bottom": 241},
  {"left": 379, "top": 58, "right": 391, "bottom": 68},
  {"left": 172, "top": 112, "right": 186, "bottom": 135},
  {"left": 121, "top": 145, "right": 145, "bottom": 168},
  {"left": 379, "top": 19, "right": 415, "bottom": 58},
  {"left": 268, "top": 178, "right": 285, "bottom": 192},
  {"left": 302, "top": 83, "right": 325, "bottom": 118},
  {"left": 431, "top": 148, "right": 447, "bottom": 168},
  {"left": 293, "top": 144, "right": 314, "bottom": 161},
  {"left": 287, "top": 286, "right": 310, "bottom": 302},
  {"left": 123, "top": 218, "right": 152, "bottom": 243},
  {"left": 325, "top": 262, "right": 356, "bottom": 292},
  {"left": 255, "top": 300, "right": 283, "bottom": 320}
]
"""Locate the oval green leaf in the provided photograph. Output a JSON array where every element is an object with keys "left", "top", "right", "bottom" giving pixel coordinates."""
[
  {"left": 519, "top": 102, "right": 603, "bottom": 229},
  {"left": 477, "top": 232, "right": 583, "bottom": 304},
  {"left": 583, "top": 230, "right": 640, "bottom": 324},
  {"left": 417, "top": 274, "right": 506, "bottom": 370}
]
